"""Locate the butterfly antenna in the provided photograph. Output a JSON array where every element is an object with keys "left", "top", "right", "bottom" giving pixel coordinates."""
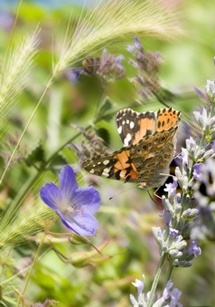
[
  {"left": 107, "top": 184, "right": 138, "bottom": 201},
  {"left": 159, "top": 172, "right": 176, "bottom": 181}
]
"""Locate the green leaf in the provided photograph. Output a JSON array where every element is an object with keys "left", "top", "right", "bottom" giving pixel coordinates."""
[
  {"left": 25, "top": 143, "right": 45, "bottom": 168},
  {"left": 48, "top": 153, "right": 69, "bottom": 169},
  {"left": 96, "top": 127, "right": 111, "bottom": 147},
  {"left": 95, "top": 96, "right": 115, "bottom": 122}
]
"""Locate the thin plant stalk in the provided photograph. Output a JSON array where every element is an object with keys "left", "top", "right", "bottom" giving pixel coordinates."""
[
  {"left": 147, "top": 253, "right": 167, "bottom": 307},
  {"left": 16, "top": 233, "right": 46, "bottom": 306}
]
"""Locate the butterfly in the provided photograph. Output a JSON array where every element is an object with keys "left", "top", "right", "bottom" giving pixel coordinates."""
[{"left": 82, "top": 107, "right": 181, "bottom": 189}]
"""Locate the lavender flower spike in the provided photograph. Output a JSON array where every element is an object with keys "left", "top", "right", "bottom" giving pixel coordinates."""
[{"left": 40, "top": 165, "right": 101, "bottom": 236}]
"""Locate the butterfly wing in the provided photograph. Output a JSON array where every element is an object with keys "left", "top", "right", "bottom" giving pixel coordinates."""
[
  {"left": 116, "top": 108, "right": 157, "bottom": 146},
  {"left": 156, "top": 108, "right": 181, "bottom": 132},
  {"left": 82, "top": 146, "right": 140, "bottom": 182},
  {"left": 82, "top": 107, "right": 181, "bottom": 189},
  {"left": 128, "top": 126, "right": 178, "bottom": 188}
]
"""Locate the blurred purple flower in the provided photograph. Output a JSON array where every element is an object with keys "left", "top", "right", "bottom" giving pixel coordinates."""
[
  {"left": 193, "top": 163, "right": 203, "bottom": 180},
  {"left": 65, "top": 68, "right": 83, "bottom": 84},
  {"left": 78, "top": 49, "right": 125, "bottom": 82},
  {"left": 206, "top": 79, "right": 215, "bottom": 99},
  {"left": 164, "top": 177, "right": 178, "bottom": 198},
  {"left": 97, "top": 49, "right": 125, "bottom": 81},
  {"left": 181, "top": 148, "right": 189, "bottom": 168},
  {"left": 0, "top": 12, "right": 14, "bottom": 30},
  {"left": 169, "top": 228, "right": 179, "bottom": 239},
  {"left": 127, "top": 36, "right": 140, "bottom": 53},
  {"left": 134, "top": 36, "right": 143, "bottom": 52},
  {"left": 194, "top": 87, "right": 208, "bottom": 101},
  {"left": 163, "top": 208, "right": 172, "bottom": 225},
  {"left": 40, "top": 165, "right": 101, "bottom": 236},
  {"left": 193, "top": 159, "right": 215, "bottom": 206},
  {"left": 162, "top": 280, "right": 182, "bottom": 307},
  {"left": 132, "top": 275, "right": 145, "bottom": 295},
  {"left": 188, "top": 240, "right": 201, "bottom": 257},
  {"left": 130, "top": 275, "right": 146, "bottom": 306},
  {"left": 127, "top": 36, "right": 162, "bottom": 101},
  {"left": 127, "top": 44, "right": 135, "bottom": 53}
]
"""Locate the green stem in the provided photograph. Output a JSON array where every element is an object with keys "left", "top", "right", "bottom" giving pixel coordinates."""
[
  {"left": 16, "top": 232, "right": 46, "bottom": 307},
  {"left": 9, "top": 99, "right": 134, "bottom": 214},
  {"left": 147, "top": 253, "right": 166, "bottom": 307},
  {"left": 0, "top": 75, "right": 54, "bottom": 185},
  {"left": 164, "top": 262, "right": 174, "bottom": 285},
  {"left": 0, "top": 170, "right": 41, "bottom": 230}
]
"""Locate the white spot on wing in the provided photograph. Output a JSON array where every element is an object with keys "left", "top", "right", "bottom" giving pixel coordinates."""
[
  {"left": 117, "top": 126, "right": 122, "bottom": 134},
  {"left": 129, "top": 121, "right": 134, "bottom": 129},
  {"left": 102, "top": 168, "right": 110, "bottom": 176},
  {"left": 103, "top": 160, "right": 110, "bottom": 165},
  {"left": 124, "top": 133, "right": 132, "bottom": 146}
]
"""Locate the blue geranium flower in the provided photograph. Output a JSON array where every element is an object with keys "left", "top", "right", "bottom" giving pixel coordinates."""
[{"left": 40, "top": 165, "right": 101, "bottom": 236}]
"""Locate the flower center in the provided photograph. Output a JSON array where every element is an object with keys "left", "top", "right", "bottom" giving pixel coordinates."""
[{"left": 60, "top": 200, "right": 77, "bottom": 215}]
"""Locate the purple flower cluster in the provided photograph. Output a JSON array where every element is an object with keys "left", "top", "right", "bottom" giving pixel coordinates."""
[
  {"left": 152, "top": 77, "right": 215, "bottom": 269},
  {"left": 92, "top": 49, "right": 125, "bottom": 82},
  {"left": 129, "top": 75, "right": 215, "bottom": 305},
  {"left": 130, "top": 275, "right": 182, "bottom": 307},
  {"left": 192, "top": 158, "right": 215, "bottom": 241},
  {"left": 127, "top": 36, "right": 163, "bottom": 101},
  {"left": 66, "top": 49, "right": 125, "bottom": 84}
]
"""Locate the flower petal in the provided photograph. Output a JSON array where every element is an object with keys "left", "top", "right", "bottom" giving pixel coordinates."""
[
  {"left": 58, "top": 211, "right": 99, "bottom": 236},
  {"left": 72, "top": 186, "right": 101, "bottom": 213},
  {"left": 59, "top": 166, "right": 78, "bottom": 199},
  {"left": 40, "top": 183, "right": 61, "bottom": 210}
]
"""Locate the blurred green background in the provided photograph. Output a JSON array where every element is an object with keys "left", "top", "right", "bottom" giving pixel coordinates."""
[{"left": 0, "top": 0, "right": 214, "bottom": 306}]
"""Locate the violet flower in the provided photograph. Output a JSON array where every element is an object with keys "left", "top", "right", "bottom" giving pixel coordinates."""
[
  {"left": 65, "top": 68, "right": 83, "bottom": 84},
  {"left": 40, "top": 165, "right": 101, "bottom": 236},
  {"left": 188, "top": 240, "right": 201, "bottom": 257},
  {"left": 161, "top": 280, "right": 182, "bottom": 307},
  {"left": 130, "top": 275, "right": 182, "bottom": 307}
]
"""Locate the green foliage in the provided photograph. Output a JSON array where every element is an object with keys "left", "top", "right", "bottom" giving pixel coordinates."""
[
  {"left": 95, "top": 97, "right": 115, "bottom": 122},
  {"left": 0, "top": 0, "right": 214, "bottom": 306},
  {"left": 25, "top": 143, "right": 46, "bottom": 168}
]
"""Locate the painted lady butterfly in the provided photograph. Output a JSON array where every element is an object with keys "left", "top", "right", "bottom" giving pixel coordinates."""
[{"left": 82, "top": 107, "right": 181, "bottom": 189}]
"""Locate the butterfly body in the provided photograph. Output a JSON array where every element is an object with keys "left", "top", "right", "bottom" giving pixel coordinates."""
[{"left": 82, "top": 107, "right": 180, "bottom": 189}]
